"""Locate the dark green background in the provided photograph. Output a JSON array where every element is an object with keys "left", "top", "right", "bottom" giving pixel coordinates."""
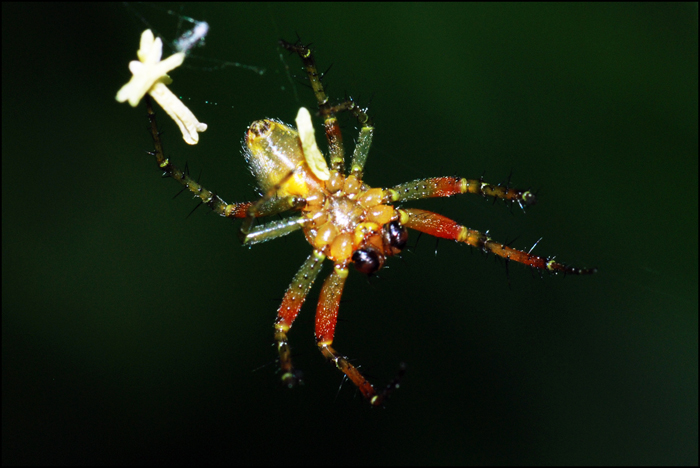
[{"left": 3, "top": 3, "right": 697, "bottom": 465}]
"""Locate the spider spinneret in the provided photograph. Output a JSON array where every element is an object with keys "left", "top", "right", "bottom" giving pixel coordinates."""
[{"left": 138, "top": 39, "right": 596, "bottom": 407}]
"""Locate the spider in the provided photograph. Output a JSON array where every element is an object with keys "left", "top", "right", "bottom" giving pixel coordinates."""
[{"left": 139, "top": 39, "right": 597, "bottom": 407}]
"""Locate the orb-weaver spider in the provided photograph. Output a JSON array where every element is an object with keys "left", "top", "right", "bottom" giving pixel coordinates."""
[{"left": 140, "top": 39, "right": 596, "bottom": 407}]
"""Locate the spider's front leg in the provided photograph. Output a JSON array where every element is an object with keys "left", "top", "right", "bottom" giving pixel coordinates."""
[
  {"left": 404, "top": 208, "right": 597, "bottom": 275},
  {"left": 315, "top": 264, "right": 405, "bottom": 406}
]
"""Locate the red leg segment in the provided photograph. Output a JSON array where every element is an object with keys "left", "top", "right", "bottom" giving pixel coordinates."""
[
  {"left": 404, "top": 208, "right": 597, "bottom": 275},
  {"left": 391, "top": 176, "right": 536, "bottom": 206},
  {"left": 275, "top": 251, "right": 326, "bottom": 387},
  {"left": 315, "top": 265, "right": 403, "bottom": 406}
]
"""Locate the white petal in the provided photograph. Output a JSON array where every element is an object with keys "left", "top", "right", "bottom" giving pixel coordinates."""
[{"left": 149, "top": 82, "right": 207, "bottom": 145}]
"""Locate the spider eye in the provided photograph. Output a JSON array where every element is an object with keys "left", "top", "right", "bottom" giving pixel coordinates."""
[
  {"left": 384, "top": 220, "right": 408, "bottom": 252},
  {"left": 352, "top": 247, "right": 384, "bottom": 275}
]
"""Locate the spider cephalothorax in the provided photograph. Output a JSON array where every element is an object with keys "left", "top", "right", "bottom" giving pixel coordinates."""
[
  {"left": 244, "top": 113, "right": 408, "bottom": 268},
  {"left": 132, "top": 37, "right": 596, "bottom": 406}
]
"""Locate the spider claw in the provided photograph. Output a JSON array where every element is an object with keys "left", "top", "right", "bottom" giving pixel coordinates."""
[
  {"left": 371, "top": 362, "right": 407, "bottom": 407},
  {"left": 281, "top": 368, "right": 303, "bottom": 388}
]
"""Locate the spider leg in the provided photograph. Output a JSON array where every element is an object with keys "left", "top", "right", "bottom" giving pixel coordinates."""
[
  {"left": 320, "top": 98, "right": 374, "bottom": 179},
  {"left": 403, "top": 208, "right": 597, "bottom": 275},
  {"left": 240, "top": 215, "right": 312, "bottom": 246},
  {"left": 238, "top": 168, "right": 309, "bottom": 245},
  {"left": 334, "top": 99, "right": 375, "bottom": 180},
  {"left": 315, "top": 265, "right": 404, "bottom": 406},
  {"left": 279, "top": 39, "right": 376, "bottom": 186},
  {"left": 279, "top": 40, "right": 346, "bottom": 172},
  {"left": 145, "top": 97, "right": 253, "bottom": 219},
  {"left": 275, "top": 250, "right": 326, "bottom": 387},
  {"left": 390, "top": 176, "right": 536, "bottom": 206}
]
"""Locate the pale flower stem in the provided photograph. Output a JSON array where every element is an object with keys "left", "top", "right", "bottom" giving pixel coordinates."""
[{"left": 148, "top": 83, "right": 207, "bottom": 145}]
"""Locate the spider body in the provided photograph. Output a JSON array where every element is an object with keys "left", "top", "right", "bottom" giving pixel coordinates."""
[
  {"left": 247, "top": 117, "right": 403, "bottom": 264},
  {"left": 141, "top": 40, "right": 596, "bottom": 407}
]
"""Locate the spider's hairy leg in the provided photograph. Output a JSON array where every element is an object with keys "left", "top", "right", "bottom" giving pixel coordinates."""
[
  {"left": 275, "top": 250, "right": 326, "bottom": 387},
  {"left": 350, "top": 122, "right": 374, "bottom": 180},
  {"left": 279, "top": 39, "right": 346, "bottom": 173},
  {"left": 390, "top": 176, "right": 536, "bottom": 207},
  {"left": 240, "top": 215, "right": 312, "bottom": 246},
  {"left": 404, "top": 208, "right": 597, "bottom": 275},
  {"left": 315, "top": 265, "right": 405, "bottom": 406},
  {"left": 324, "top": 98, "right": 375, "bottom": 180},
  {"left": 144, "top": 97, "right": 253, "bottom": 219},
  {"left": 238, "top": 168, "right": 311, "bottom": 246},
  {"left": 238, "top": 194, "right": 307, "bottom": 246}
]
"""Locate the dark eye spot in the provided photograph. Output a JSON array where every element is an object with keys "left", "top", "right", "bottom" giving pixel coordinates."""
[
  {"left": 384, "top": 220, "right": 408, "bottom": 252},
  {"left": 352, "top": 248, "right": 384, "bottom": 275},
  {"left": 248, "top": 119, "right": 271, "bottom": 137}
]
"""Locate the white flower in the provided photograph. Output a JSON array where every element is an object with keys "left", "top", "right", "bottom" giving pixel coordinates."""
[{"left": 116, "top": 30, "right": 207, "bottom": 145}]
